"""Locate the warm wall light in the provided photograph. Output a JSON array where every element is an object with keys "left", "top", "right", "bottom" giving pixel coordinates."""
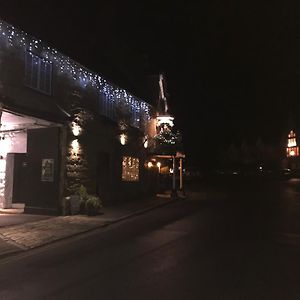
[
  {"left": 143, "top": 139, "right": 148, "bottom": 149},
  {"left": 157, "top": 162, "right": 161, "bottom": 173},
  {"left": 147, "top": 161, "right": 153, "bottom": 168},
  {"left": 72, "top": 122, "right": 82, "bottom": 137},
  {"left": 120, "top": 134, "right": 127, "bottom": 145},
  {"left": 71, "top": 139, "right": 80, "bottom": 156}
]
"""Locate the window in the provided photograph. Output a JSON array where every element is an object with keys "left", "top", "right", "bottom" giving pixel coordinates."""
[
  {"left": 25, "top": 52, "right": 52, "bottom": 94},
  {"left": 122, "top": 156, "right": 139, "bottom": 182},
  {"left": 131, "top": 107, "right": 141, "bottom": 128},
  {"left": 287, "top": 146, "right": 299, "bottom": 157},
  {"left": 99, "top": 93, "right": 115, "bottom": 120}
]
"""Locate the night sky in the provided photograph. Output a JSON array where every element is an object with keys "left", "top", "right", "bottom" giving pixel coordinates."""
[{"left": 1, "top": 1, "right": 300, "bottom": 167}]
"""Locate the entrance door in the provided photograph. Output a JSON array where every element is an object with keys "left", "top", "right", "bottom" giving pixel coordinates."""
[{"left": 23, "top": 127, "right": 61, "bottom": 214}]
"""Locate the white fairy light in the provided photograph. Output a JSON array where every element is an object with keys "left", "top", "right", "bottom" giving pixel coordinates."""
[{"left": 0, "top": 19, "right": 151, "bottom": 129}]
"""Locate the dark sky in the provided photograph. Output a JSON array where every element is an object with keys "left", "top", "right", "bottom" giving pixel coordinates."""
[{"left": 1, "top": 1, "right": 300, "bottom": 166}]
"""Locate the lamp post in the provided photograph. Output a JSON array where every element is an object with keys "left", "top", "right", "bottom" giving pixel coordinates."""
[
  {"left": 179, "top": 157, "right": 183, "bottom": 190},
  {"left": 171, "top": 155, "right": 177, "bottom": 198},
  {"left": 176, "top": 151, "right": 185, "bottom": 196}
]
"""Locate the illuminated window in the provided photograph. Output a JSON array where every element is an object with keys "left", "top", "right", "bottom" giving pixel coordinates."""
[
  {"left": 287, "top": 147, "right": 299, "bottom": 157},
  {"left": 25, "top": 52, "right": 52, "bottom": 94},
  {"left": 287, "top": 130, "right": 299, "bottom": 157},
  {"left": 122, "top": 156, "right": 139, "bottom": 181}
]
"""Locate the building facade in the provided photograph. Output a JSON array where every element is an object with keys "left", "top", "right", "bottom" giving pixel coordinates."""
[
  {"left": 283, "top": 130, "right": 300, "bottom": 171},
  {"left": 0, "top": 19, "right": 157, "bottom": 214}
]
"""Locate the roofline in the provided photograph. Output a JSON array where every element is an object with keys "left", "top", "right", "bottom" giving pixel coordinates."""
[{"left": 0, "top": 18, "right": 153, "bottom": 110}]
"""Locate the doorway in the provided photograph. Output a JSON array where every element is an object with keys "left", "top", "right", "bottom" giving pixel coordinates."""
[{"left": 0, "top": 110, "right": 60, "bottom": 211}]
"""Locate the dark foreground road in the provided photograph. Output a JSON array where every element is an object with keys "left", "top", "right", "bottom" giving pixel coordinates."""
[{"left": 1, "top": 178, "right": 300, "bottom": 299}]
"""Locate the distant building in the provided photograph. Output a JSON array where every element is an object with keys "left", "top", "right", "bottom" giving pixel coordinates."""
[
  {"left": 284, "top": 130, "right": 300, "bottom": 171},
  {"left": 286, "top": 130, "right": 299, "bottom": 157},
  {"left": 146, "top": 74, "right": 185, "bottom": 193}
]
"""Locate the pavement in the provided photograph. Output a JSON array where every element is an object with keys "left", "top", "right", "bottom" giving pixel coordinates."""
[{"left": 0, "top": 192, "right": 185, "bottom": 259}]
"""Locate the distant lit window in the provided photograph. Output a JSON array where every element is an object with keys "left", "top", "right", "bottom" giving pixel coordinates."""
[
  {"left": 287, "top": 130, "right": 299, "bottom": 157},
  {"left": 122, "top": 156, "right": 139, "bottom": 181},
  {"left": 287, "top": 147, "right": 299, "bottom": 157},
  {"left": 25, "top": 52, "right": 52, "bottom": 94}
]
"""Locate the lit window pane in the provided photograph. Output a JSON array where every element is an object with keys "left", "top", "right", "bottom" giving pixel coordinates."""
[{"left": 122, "top": 156, "right": 139, "bottom": 181}]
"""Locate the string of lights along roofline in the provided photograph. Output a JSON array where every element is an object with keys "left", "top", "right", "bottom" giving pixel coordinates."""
[{"left": 0, "top": 19, "right": 151, "bottom": 121}]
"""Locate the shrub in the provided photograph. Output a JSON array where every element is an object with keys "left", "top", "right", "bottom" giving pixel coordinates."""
[
  {"left": 76, "top": 185, "right": 89, "bottom": 214},
  {"left": 85, "top": 195, "right": 102, "bottom": 216},
  {"left": 77, "top": 185, "right": 89, "bottom": 201},
  {"left": 79, "top": 199, "right": 86, "bottom": 214}
]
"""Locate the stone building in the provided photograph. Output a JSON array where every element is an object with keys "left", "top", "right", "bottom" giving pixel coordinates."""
[{"left": 0, "top": 19, "right": 157, "bottom": 214}]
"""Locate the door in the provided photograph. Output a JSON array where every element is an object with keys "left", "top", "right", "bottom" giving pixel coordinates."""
[{"left": 23, "top": 127, "right": 61, "bottom": 214}]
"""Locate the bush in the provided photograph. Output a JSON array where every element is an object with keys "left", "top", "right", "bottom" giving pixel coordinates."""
[
  {"left": 76, "top": 185, "right": 89, "bottom": 214},
  {"left": 79, "top": 199, "right": 86, "bottom": 214},
  {"left": 85, "top": 195, "right": 102, "bottom": 216},
  {"left": 77, "top": 185, "right": 89, "bottom": 201},
  {"left": 74, "top": 185, "right": 102, "bottom": 216}
]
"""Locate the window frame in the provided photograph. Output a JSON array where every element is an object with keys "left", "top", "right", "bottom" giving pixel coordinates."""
[
  {"left": 25, "top": 51, "right": 53, "bottom": 95},
  {"left": 122, "top": 156, "right": 140, "bottom": 182}
]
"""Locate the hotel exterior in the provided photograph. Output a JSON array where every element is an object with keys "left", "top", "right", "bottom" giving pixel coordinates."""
[{"left": 0, "top": 19, "right": 158, "bottom": 214}]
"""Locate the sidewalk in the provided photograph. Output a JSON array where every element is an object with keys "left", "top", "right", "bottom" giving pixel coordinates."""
[{"left": 0, "top": 193, "right": 183, "bottom": 259}]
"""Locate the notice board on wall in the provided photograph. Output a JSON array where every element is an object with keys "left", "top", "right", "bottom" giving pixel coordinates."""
[{"left": 41, "top": 158, "right": 54, "bottom": 182}]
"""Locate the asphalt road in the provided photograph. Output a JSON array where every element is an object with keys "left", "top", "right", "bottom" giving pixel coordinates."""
[{"left": 1, "top": 177, "right": 300, "bottom": 299}]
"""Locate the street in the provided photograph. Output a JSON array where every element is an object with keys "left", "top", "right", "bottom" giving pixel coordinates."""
[{"left": 1, "top": 178, "right": 300, "bottom": 299}]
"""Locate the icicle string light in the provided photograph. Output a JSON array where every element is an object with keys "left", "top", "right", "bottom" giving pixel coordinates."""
[{"left": 0, "top": 19, "right": 151, "bottom": 127}]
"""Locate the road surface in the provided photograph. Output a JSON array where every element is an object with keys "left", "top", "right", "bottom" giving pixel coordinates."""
[{"left": 1, "top": 177, "right": 300, "bottom": 299}]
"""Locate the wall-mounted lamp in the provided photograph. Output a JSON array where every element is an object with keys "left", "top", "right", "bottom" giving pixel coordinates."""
[
  {"left": 71, "top": 139, "right": 80, "bottom": 156},
  {"left": 120, "top": 134, "right": 127, "bottom": 146},
  {"left": 72, "top": 122, "right": 82, "bottom": 137},
  {"left": 147, "top": 161, "right": 153, "bottom": 168},
  {"left": 143, "top": 139, "right": 148, "bottom": 149},
  {"left": 157, "top": 162, "right": 161, "bottom": 173}
]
